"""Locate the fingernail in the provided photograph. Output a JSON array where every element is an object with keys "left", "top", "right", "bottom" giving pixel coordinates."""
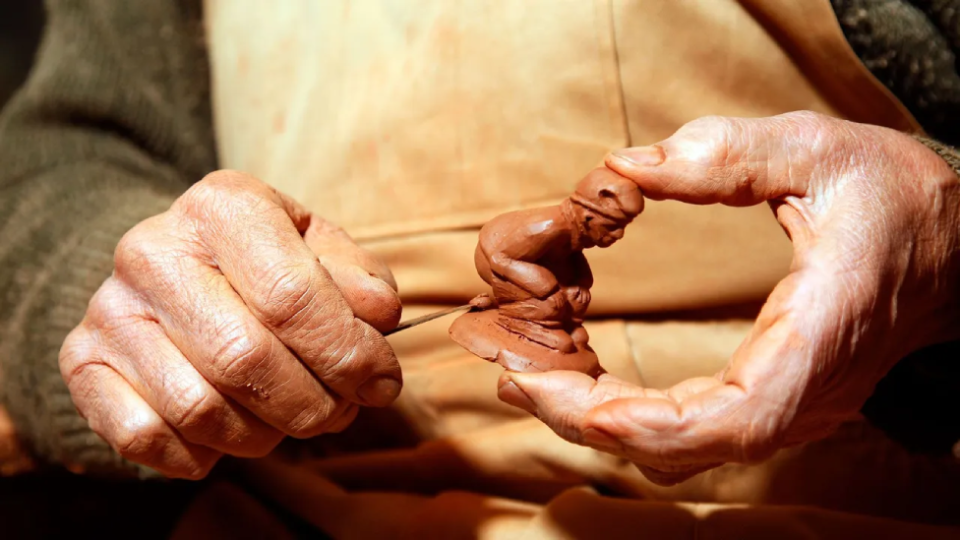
[
  {"left": 612, "top": 145, "right": 665, "bottom": 167},
  {"left": 356, "top": 376, "right": 402, "bottom": 407},
  {"left": 582, "top": 427, "right": 621, "bottom": 452},
  {"left": 498, "top": 380, "right": 537, "bottom": 416}
]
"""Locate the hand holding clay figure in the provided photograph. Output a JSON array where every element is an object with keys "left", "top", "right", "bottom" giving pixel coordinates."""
[
  {"left": 450, "top": 168, "right": 643, "bottom": 376},
  {"left": 58, "top": 171, "right": 403, "bottom": 478},
  {"left": 496, "top": 111, "right": 960, "bottom": 486}
]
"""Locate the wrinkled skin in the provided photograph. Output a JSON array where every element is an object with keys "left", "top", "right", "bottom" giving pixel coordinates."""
[
  {"left": 59, "top": 171, "right": 403, "bottom": 479},
  {"left": 497, "top": 111, "right": 960, "bottom": 486}
]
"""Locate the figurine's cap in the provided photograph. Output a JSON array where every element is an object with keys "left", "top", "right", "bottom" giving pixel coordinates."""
[{"left": 570, "top": 168, "right": 643, "bottom": 223}]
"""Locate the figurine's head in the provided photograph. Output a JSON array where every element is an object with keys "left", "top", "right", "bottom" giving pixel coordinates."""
[{"left": 569, "top": 168, "right": 644, "bottom": 248}]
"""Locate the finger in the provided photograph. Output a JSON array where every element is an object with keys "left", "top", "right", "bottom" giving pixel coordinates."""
[
  {"left": 60, "top": 327, "right": 221, "bottom": 479},
  {"left": 173, "top": 171, "right": 402, "bottom": 407},
  {"left": 497, "top": 371, "right": 651, "bottom": 446},
  {"left": 304, "top": 216, "right": 398, "bottom": 290},
  {"left": 304, "top": 216, "right": 402, "bottom": 333},
  {"left": 114, "top": 235, "right": 357, "bottom": 439},
  {"left": 499, "top": 370, "right": 724, "bottom": 461},
  {"left": 86, "top": 281, "right": 284, "bottom": 457},
  {"left": 604, "top": 111, "right": 835, "bottom": 206},
  {"left": 499, "top": 361, "right": 765, "bottom": 470}
]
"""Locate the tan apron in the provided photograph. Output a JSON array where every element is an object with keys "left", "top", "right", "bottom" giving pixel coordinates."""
[{"left": 198, "top": 1, "right": 960, "bottom": 538}]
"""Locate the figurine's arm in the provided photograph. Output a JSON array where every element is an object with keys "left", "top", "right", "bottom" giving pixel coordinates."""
[
  {"left": 489, "top": 252, "right": 560, "bottom": 298},
  {"left": 568, "top": 251, "right": 593, "bottom": 324},
  {"left": 570, "top": 251, "right": 594, "bottom": 290}
]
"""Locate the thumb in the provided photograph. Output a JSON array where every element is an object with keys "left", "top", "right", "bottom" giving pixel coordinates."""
[
  {"left": 498, "top": 370, "right": 654, "bottom": 445},
  {"left": 605, "top": 111, "right": 837, "bottom": 206}
]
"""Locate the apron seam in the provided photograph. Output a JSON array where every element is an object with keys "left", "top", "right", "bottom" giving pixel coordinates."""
[
  {"left": 595, "top": 0, "right": 632, "bottom": 148},
  {"left": 622, "top": 320, "right": 647, "bottom": 387}
]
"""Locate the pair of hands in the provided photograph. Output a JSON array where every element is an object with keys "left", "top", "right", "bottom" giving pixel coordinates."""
[{"left": 61, "top": 111, "right": 960, "bottom": 482}]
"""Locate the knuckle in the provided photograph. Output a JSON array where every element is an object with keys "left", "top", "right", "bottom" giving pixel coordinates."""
[
  {"left": 176, "top": 179, "right": 228, "bottom": 221},
  {"left": 688, "top": 114, "right": 734, "bottom": 131},
  {"left": 776, "top": 111, "right": 842, "bottom": 152},
  {"left": 683, "top": 115, "right": 739, "bottom": 144},
  {"left": 675, "top": 115, "right": 740, "bottom": 164},
  {"left": 199, "top": 169, "right": 261, "bottom": 189},
  {"left": 58, "top": 329, "right": 136, "bottom": 418},
  {"left": 164, "top": 386, "right": 221, "bottom": 434},
  {"left": 209, "top": 321, "right": 271, "bottom": 387},
  {"left": 114, "top": 226, "right": 159, "bottom": 280},
  {"left": 111, "top": 417, "right": 169, "bottom": 465},
  {"left": 84, "top": 279, "right": 137, "bottom": 330},
  {"left": 113, "top": 220, "right": 189, "bottom": 290},
  {"left": 175, "top": 170, "right": 263, "bottom": 222},
  {"left": 309, "top": 322, "right": 375, "bottom": 381},
  {"left": 58, "top": 328, "right": 100, "bottom": 386},
  {"left": 284, "top": 399, "right": 344, "bottom": 438},
  {"left": 252, "top": 262, "right": 318, "bottom": 329}
]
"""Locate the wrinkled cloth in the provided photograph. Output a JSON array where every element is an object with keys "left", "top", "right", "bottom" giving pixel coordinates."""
[{"left": 198, "top": 316, "right": 960, "bottom": 538}]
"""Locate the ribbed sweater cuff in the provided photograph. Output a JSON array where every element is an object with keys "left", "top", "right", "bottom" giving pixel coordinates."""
[
  {"left": 914, "top": 135, "right": 960, "bottom": 177},
  {"left": 53, "top": 195, "right": 174, "bottom": 479},
  {"left": 1, "top": 174, "right": 179, "bottom": 479}
]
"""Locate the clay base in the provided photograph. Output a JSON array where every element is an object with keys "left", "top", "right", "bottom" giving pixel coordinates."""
[{"left": 449, "top": 309, "right": 602, "bottom": 377}]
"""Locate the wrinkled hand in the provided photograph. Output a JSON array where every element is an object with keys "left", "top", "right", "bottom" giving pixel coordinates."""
[
  {"left": 497, "top": 111, "right": 960, "bottom": 485},
  {"left": 60, "top": 171, "right": 403, "bottom": 479}
]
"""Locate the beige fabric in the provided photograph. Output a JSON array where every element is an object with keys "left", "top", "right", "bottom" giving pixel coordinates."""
[
  {"left": 201, "top": 0, "right": 957, "bottom": 538},
  {"left": 209, "top": 0, "right": 801, "bottom": 314},
  {"left": 206, "top": 0, "right": 919, "bottom": 315}
]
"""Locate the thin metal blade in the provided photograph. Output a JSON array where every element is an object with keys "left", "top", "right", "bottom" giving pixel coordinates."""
[{"left": 382, "top": 304, "right": 474, "bottom": 336}]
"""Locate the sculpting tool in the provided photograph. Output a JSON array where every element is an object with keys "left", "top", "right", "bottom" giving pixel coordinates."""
[{"left": 382, "top": 304, "right": 474, "bottom": 336}]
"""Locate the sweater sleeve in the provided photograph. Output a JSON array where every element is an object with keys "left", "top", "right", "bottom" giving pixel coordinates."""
[{"left": 0, "top": 0, "right": 216, "bottom": 477}]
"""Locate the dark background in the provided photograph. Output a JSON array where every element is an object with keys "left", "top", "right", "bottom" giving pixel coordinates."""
[{"left": 0, "top": 0, "right": 43, "bottom": 109}]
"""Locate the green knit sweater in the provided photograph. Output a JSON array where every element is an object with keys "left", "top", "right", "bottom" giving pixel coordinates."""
[{"left": 1, "top": 0, "right": 959, "bottom": 477}]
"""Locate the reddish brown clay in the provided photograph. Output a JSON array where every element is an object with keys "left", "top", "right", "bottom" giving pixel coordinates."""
[{"left": 450, "top": 167, "right": 644, "bottom": 376}]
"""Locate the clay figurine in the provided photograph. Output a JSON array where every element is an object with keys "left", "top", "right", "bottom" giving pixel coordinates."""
[{"left": 449, "top": 167, "right": 644, "bottom": 376}]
